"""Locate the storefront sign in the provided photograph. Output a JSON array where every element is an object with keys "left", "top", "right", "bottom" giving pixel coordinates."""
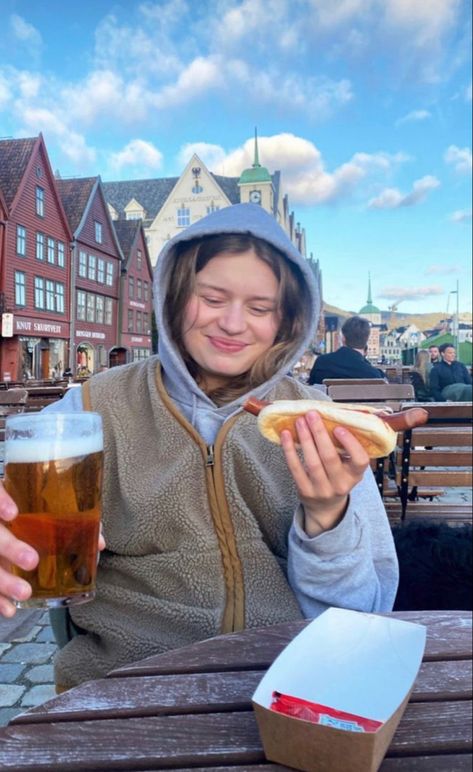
[
  {"left": 3, "top": 371, "right": 11, "bottom": 381},
  {"left": 1, "top": 313, "right": 14, "bottom": 337},
  {"left": 76, "top": 330, "right": 106, "bottom": 340},
  {"left": 14, "top": 318, "right": 68, "bottom": 337},
  {"left": 130, "top": 300, "right": 146, "bottom": 310},
  {"left": 130, "top": 336, "right": 151, "bottom": 344}
]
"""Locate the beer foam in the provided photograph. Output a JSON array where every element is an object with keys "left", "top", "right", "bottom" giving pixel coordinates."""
[{"left": 5, "top": 433, "right": 103, "bottom": 464}]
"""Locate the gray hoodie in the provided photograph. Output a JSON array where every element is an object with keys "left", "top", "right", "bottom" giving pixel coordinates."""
[{"left": 53, "top": 203, "right": 398, "bottom": 618}]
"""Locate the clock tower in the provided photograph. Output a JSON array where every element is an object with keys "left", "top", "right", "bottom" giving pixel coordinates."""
[{"left": 238, "top": 128, "right": 273, "bottom": 212}]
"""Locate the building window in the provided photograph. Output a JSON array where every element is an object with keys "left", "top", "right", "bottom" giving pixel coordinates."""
[
  {"left": 94, "top": 221, "right": 102, "bottom": 244},
  {"left": 137, "top": 250, "right": 142, "bottom": 271},
  {"left": 136, "top": 311, "right": 142, "bottom": 333},
  {"left": 36, "top": 232, "right": 44, "bottom": 260},
  {"left": 97, "top": 258, "right": 105, "bottom": 284},
  {"left": 144, "top": 281, "right": 149, "bottom": 302},
  {"left": 88, "top": 254, "right": 96, "bottom": 281},
  {"left": 55, "top": 283, "right": 64, "bottom": 313},
  {"left": 16, "top": 225, "right": 26, "bottom": 256},
  {"left": 105, "top": 262, "right": 113, "bottom": 286},
  {"left": 137, "top": 279, "right": 142, "bottom": 300},
  {"left": 57, "top": 241, "right": 65, "bottom": 267},
  {"left": 105, "top": 297, "right": 112, "bottom": 325},
  {"left": 127, "top": 308, "right": 134, "bottom": 332},
  {"left": 128, "top": 276, "right": 134, "bottom": 299},
  {"left": 47, "top": 237, "right": 55, "bottom": 264},
  {"left": 46, "top": 280, "right": 55, "bottom": 311},
  {"left": 143, "top": 312, "right": 149, "bottom": 334},
  {"left": 207, "top": 201, "right": 219, "bottom": 214},
  {"left": 177, "top": 206, "right": 190, "bottom": 227},
  {"left": 86, "top": 294, "right": 95, "bottom": 322},
  {"left": 79, "top": 251, "right": 87, "bottom": 277},
  {"left": 95, "top": 295, "right": 104, "bottom": 324},
  {"left": 15, "top": 271, "right": 26, "bottom": 306},
  {"left": 77, "top": 291, "right": 86, "bottom": 320},
  {"left": 34, "top": 277, "right": 44, "bottom": 308},
  {"left": 35, "top": 186, "right": 44, "bottom": 217}
]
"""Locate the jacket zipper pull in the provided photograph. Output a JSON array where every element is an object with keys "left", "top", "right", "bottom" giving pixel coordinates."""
[{"left": 206, "top": 444, "right": 215, "bottom": 467}]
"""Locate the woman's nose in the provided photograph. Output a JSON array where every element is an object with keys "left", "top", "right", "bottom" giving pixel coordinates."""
[{"left": 218, "top": 303, "right": 246, "bottom": 333}]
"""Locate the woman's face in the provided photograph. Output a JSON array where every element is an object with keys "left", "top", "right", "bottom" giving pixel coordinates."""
[{"left": 182, "top": 248, "right": 280, "bottom": 391}]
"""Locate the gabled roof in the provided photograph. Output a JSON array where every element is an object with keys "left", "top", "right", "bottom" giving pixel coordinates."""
[
  {"left": 56, "top": 177, "right": 97, "bottom": 234},
  {"left": 113, "top": 218, "right": 153, "bottom": 277},
  {"left": 102, "top": 172, "right": 243, "bottom": 224},
  {"left": 0, "top": 137, "right": 37, "bottom": 210},
  {"left": 102, "top": 178, "right": 179, "bottom": 225},
  {"left": 0, "top": 186, "right": 7, "bottom": 218}
]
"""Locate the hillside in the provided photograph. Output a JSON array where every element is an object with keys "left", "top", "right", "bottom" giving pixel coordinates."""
[{"left": 323, "top": 302, "right": 472, "bottom": 333}]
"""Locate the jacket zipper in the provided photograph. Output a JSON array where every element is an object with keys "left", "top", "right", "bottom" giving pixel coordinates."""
[{"left": 206, "top": 444, "right": 215, "bottom": 467}]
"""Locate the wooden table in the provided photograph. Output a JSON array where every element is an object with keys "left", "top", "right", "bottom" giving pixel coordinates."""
[{"left": 0, "top": 611, "right": 471, "bottom": 771}]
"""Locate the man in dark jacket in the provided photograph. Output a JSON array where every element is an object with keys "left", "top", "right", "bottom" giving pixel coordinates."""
[
  {"left": 429, "top": 344, "right": 472, "bottom": 401},
  {"left": 308, "top": 316, "right": 385, "bottom": 385}
]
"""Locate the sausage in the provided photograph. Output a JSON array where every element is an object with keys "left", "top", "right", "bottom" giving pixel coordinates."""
[{"left": 243, "top": 397, "right": 428, "bottom": 432}]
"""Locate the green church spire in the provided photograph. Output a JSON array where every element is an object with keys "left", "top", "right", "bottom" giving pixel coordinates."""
[{"left": 238, "top": 128, "right": 272, "bottom": 185}]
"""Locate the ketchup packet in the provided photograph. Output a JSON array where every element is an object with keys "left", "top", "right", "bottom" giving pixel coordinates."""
[{"left": 270, "top": 691, "right": 383, "bottom": 733}]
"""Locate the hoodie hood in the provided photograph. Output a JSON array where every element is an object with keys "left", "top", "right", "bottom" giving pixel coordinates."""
[{"left": 153, "top": 203, "right": 320, "bottom": 443}]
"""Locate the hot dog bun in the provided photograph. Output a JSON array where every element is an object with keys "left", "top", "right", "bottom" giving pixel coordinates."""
[{"left": 256, "top": 400, "right": 397, "bottom": 457}]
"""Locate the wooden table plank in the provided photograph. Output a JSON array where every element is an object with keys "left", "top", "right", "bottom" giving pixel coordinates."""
[
  {"left": 169, "top": 760, "right": 473, "bottom": 772},
  {"left": 1, "top": 702, "right": 471, "bottom": 770},
  {"left": 110, "top": 612, "right": 472, "bottom": 677},
  {"left": 12, "top": 659, "right": 472, "bottom": 725}
]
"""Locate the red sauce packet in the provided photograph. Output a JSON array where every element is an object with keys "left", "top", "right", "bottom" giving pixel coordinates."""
[{"left": 270, "top": 691, "right": 383, "bottom": 733}]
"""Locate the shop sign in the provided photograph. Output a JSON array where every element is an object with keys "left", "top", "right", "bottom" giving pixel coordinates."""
[
  {"left": 14, "top": 318, "right": 67, "bottom": 336},
  {"left": 3, "top": 371, "right": 11, "bottom": 381},
  {"left": 1, "top": 313, "right": 14, "bottom": 337},
  {"left": 76, "top": 330, "right": 106, "bottom": 340},
  {"left": 130, "top": 300, "right": 145, "bottom": 310}
]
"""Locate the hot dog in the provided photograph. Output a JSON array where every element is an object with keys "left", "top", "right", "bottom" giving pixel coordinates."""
[{"left": 243, "top": 397, "right": 428, "bottom": 458}]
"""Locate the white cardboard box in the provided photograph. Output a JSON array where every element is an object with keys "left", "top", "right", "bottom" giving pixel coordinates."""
[{"left": 252, "top": 608, "right": 426, "bottom": 772}]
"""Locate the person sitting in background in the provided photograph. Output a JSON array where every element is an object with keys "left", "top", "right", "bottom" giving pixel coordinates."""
[
  {"left": 409, "top": 350, "right": 433, "bottom": 401},
  {"left": 428, "top": 345, "right": 441, "bottom": 365},
  {"left": 308, "top": 316, "right": 385, "bottom": 385},
  {"left": 429, "top": 344, "right": 472, "bottom": 401}
]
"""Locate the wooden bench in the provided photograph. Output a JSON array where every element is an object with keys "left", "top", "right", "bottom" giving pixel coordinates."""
[
  {"left": 327, "top": 382, "right": 415, "bottom": 412},
  {"left": 381, "top": 402, "right": 472, "bottom": 526},
  {"left": 322, "top": 377, "right": 388, "bottom": 387},
  {"left": 0, "top": 388, "right": 28, "bottom": 405}
]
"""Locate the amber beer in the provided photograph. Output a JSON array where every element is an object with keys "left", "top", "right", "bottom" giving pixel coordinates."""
[{"left": 4, "top": 413, "right": 103, "bottom": 608}]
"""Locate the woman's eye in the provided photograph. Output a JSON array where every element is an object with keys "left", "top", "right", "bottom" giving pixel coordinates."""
[
  {"left": 250, "top": 306, "right": 272, "bottom": 315},
  {"left": 203, "top": 296, "right": 224, "bottom": 306}
]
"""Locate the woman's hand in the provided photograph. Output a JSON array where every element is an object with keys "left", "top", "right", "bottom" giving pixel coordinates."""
[
  {"left": 0, "top": 482, "right": 106, "bottom": 618},
  {"left": 0, "top": 482, "right": 38, "bottom": 617},
  {"left": 280, "top": 410, "right": 370, "bottom": 537}
]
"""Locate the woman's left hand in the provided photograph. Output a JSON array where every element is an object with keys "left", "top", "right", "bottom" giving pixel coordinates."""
[{"left": 280, "top": 410, "right": 370, "bottom": 537}]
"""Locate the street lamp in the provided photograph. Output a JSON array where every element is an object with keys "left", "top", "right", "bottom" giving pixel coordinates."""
[{"left": 448, "top": 280, "right": 460, "bottom": 354}]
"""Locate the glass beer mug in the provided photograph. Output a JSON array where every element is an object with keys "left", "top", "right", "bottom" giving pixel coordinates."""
[{"left": 4, "top": 412, "right": 104, "bottom": 608}]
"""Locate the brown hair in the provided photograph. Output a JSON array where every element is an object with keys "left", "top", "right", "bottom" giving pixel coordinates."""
[
  {"left": 341, "top": 316, "right": 372, "bottom": 349},
  {"left": 412, "top": 349, "right": 431, "bottom": 386},
  {"left": 165, "top": 233, "right": 312, "bottom": 404}
]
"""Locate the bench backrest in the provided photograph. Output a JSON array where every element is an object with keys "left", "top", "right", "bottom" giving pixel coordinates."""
[
  {"left": 327, "top": 383, "right": 415, "bottom": 409},
  {"left": 394, "top": 402, "right": 472, "bottom": 519},
  {"left": 0, "top": 389, "right": 28, "bottom": 405},
  {"left": 322, "top": 378, "right": 388, "bottom": 387}
]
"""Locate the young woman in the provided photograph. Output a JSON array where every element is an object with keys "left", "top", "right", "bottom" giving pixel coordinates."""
[
  {"left": 410, "top": 349, "right": 433, "bottom": 401},
  {"left": 0, "top": 204, "right": 398, "bottom": 690}
]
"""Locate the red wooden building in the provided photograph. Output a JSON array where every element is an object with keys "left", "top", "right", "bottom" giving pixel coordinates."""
[
  {"left": 113, "top": 219, "right": 153, "bottom": 364},
  {"left": 0, "top": 135, "right": 72, "bottom": 381},
  {"left": 56, "top": 176, "right": 123, "bottom": 374}
]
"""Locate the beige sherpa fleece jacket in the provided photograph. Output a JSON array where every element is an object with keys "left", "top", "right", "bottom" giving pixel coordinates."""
[{"left": 54, "top": 358, "right": 328, "bottom": 688}]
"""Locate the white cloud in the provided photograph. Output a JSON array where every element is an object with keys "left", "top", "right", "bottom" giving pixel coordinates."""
[
  {"left": 10, "top": 14, "right": 42, "bottom": 49},
  {"left": 396, "top": 109, "right": 432, "bottom": 126},
  {"left": 379, "top": 285, "right": 445, "bottom": 300},
  {"left": 18, "top": 105, "right": 96, "bottom": 166},
  {"left": 444, "top": 144, "right": 472, "bottom": 174},
  {"left": 177, "top": 142, "right": 227, "bottom": 170},
  {"left": 205, "top": 133, "right": 407, "bottom": 205},
  {"left": 426, "top": 263, "right": 462, "bottom": 274},
  {"left": 368, "top": 175, "right": 440, "bottom": 209},
  {"left": 109, "top": 140, "right": 163, "bottom": 173},
  {"left": 449, "top": 209, "right": 472, "bottom": 224},
  {"left": 152, "top": 56, "right": 224, "bottom": 109}
]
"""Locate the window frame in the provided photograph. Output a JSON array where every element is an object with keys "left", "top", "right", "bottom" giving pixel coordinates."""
[
  {"left": 16, "top": 225, "right": 26, "bottom": 256},
  {"left": 14, "top": 271, "right": 26, "bottom": 306},
  {"left": 36, "top": 232, "right": 45, "bottom": 261},
  {"left": 35, "top": 186, "right": 45, "bottom": 217}
]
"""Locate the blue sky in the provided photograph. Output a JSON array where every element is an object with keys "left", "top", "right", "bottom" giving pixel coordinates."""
[{"left": 0, "top": 0, "right": 471, "bottom": 315}]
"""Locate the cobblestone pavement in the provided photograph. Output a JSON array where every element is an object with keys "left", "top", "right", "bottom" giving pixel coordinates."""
[{"left": 0, "top": 609, "right": 57, "bottom": 727}]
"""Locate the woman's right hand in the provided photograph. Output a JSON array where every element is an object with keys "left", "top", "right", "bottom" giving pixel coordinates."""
[{"left": 0, "top": 482, "right": 38, "bottom": 617}]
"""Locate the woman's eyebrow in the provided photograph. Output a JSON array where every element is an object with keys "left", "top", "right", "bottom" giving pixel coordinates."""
[{"left": 196, "top": 281, "right": 277, "bottom": 302}]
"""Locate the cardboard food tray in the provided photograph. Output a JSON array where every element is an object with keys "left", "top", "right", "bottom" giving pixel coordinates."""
[{"left": 252, "top": 608, "right": 426, "bottom": 772}]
